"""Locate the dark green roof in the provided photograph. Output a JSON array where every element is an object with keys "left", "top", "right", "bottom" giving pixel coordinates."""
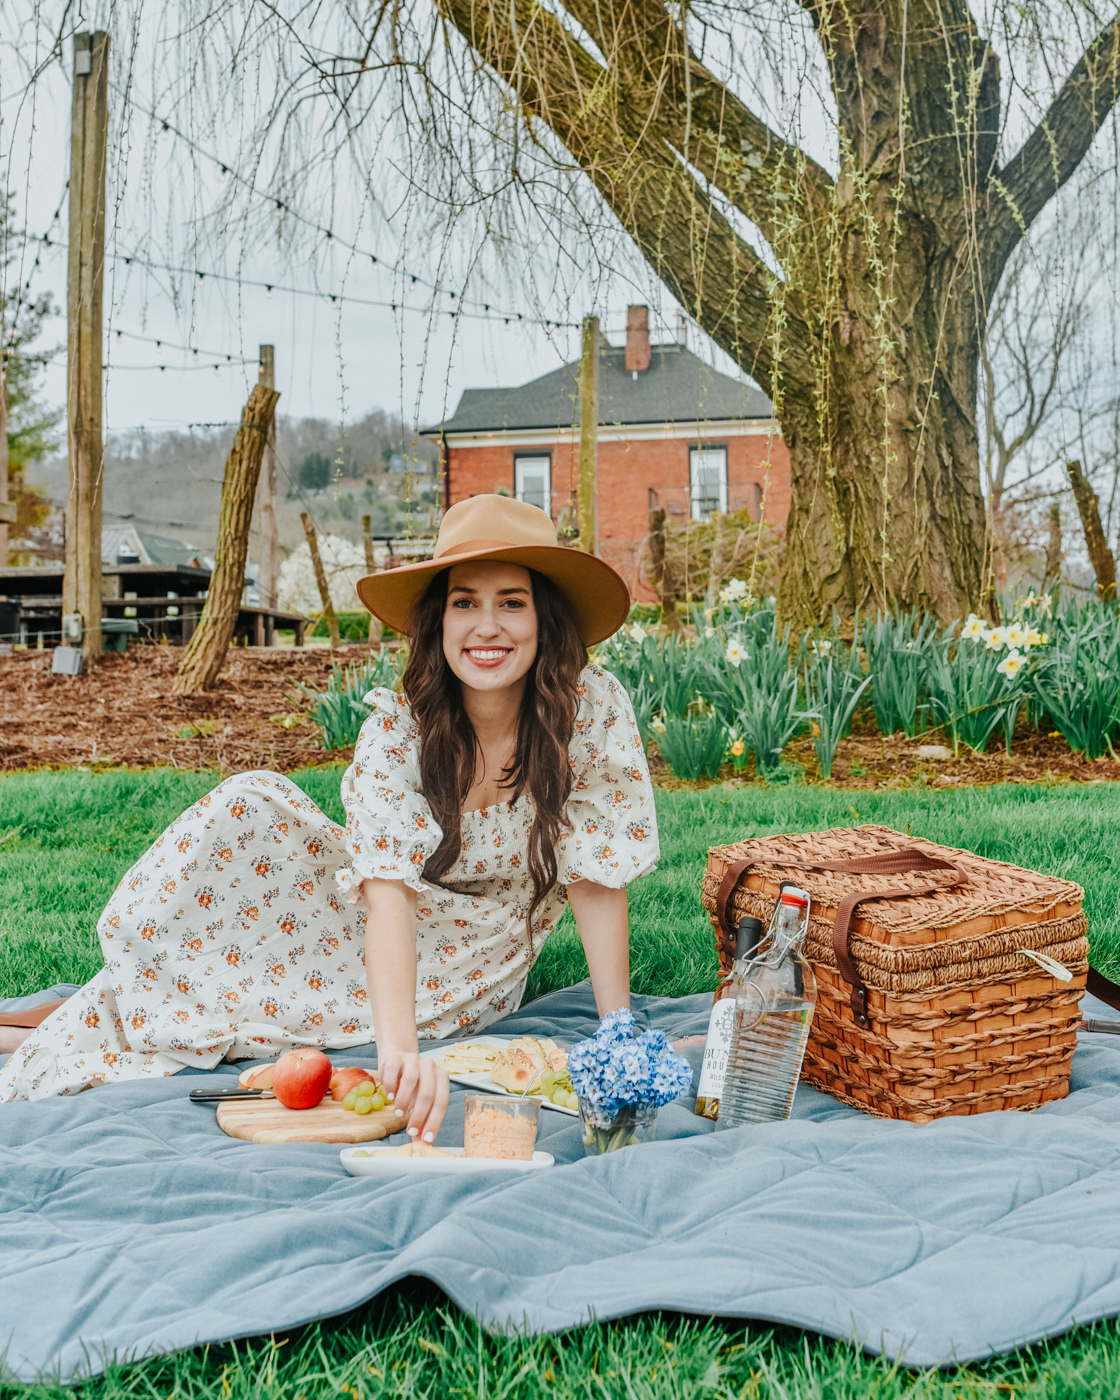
[{"left": 422, "top": 343, "right": 772, "bottom": 435}]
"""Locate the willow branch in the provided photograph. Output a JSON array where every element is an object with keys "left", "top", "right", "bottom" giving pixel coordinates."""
[{"left": 984, "top": 11, "right": 1120, "bottom": 288}]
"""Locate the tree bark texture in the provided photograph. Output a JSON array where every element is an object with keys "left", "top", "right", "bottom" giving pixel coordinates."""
[
  {"left": 1066, "top": 460, "right": 1117, "bottom": 599},
  {"left": 172, "top": 384, "right": 281, "bottom": 694},
  {"left": 646, "top": 507, "right": 679, "bottom": 629},
  {"left": 361, "top": 513, "right": 379, "bottom": 642},
  {"left": 1043, "top": 503, "right": 1063, "bottom": 593},
  {"left": 302, "top": 511, "right": 341, "bottom": 648},
  {"left": 434, "top": 0, "right": 1120, "bottom": 624},
  {"left": 257, "top": 344, "right": 280, "bottom": 611},
  {"left": 0, "top": 369, "right": 11, "bottom": 565}
]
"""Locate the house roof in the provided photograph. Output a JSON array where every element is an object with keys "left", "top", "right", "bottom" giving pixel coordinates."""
[
  {"left": 102, "top": 525, "right": 207, "bottom": 568},
  {"left": 422, "top": 342, "right": 773, "bottom": 436}
]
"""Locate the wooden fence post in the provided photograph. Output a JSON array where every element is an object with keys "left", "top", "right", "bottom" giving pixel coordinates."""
[
  {"left": 361, "top": 513, "right": 379, "bottom": 644},
  {"left": 1066, "top": 461, "right": 1116, "bottom": 600},
  {"left": 647, "top": 507, "right": 680, "bottom": 630},
  {"left": 62, "top": 30, "right": 109, "bottom": 663},
  {"left": 257, "top": 344, "right": 279, "bottom": 612},
  {"left": 1043, "top": 503, "right": 1062, "bottom": 594},
  {"left": 0, "top": 368, "right": 12, "bottom": 565},
  {"left": 172, "top": 383, "right": 280, "bottom": 693},
  {"left": 301, "top": 512, "right": 341, "bottom": 648},
  {"left": 577, "top": 316, "right": 598, "bottom": 553}
]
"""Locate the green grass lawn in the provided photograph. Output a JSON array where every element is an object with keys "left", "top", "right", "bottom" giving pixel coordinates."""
[{"left": 4, "top": 769, "right": 1120, "bottom": 1397}]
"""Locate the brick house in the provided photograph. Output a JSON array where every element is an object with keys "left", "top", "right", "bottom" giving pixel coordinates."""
[{"left": 422, "top": 308, "right": 790, "bottom": 597}]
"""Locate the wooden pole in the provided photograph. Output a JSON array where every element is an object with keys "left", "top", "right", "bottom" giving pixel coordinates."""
[
  {"left": 647, "top": 507, "right": 680, "bottom": 630},
  {"left": 63, "top": 31, "right": 109, "bottom": 664},
  {"left": 577, "top": 315, "right": 599, "bottom": 553},
  {"left": 0, "top": 367, "right": 12, "bottom": 565},
  {"left": 361, "top": 513, "right": 379, "bottom": 644},
  {"left": 171, "top": 383, "right": 281, "bottom": 693},
  {"left": 301, "top": 511, "right": 341, "bottom": 648},
  {"left": 1043, "top": 503, "right": 1062, "bottom": 594},
  {"left": 1066, "top": 460, "right": 1116, "bottom": 600},
  {"left": 258, "top": 345, "right": 279, "bottom": 612}
]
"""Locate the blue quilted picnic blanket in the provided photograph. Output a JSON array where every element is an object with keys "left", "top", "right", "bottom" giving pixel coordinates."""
[{"left": 4, "top": 980, "right": 1120, "bottom": 1382}]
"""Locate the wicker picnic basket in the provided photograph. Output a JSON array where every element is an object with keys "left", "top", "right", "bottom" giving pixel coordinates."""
[{"left": 699, "top": 825, "right": 1089, "bottom": 1123}]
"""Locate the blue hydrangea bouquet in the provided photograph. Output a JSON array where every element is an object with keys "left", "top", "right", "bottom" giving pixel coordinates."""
[{"left": 567, "top": 1009, "right": 693, "bottom": 1154}]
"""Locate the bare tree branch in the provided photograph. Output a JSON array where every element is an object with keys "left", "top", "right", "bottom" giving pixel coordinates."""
[{"left": 984, "top": 11, "right": 1120, "bottom": 288}]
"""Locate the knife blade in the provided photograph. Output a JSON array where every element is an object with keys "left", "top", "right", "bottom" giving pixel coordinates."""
[{"left": 189, "top": 1086, "right": 276, "bottom": 1102}]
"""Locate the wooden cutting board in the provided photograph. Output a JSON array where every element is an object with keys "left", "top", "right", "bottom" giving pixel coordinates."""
[{"left": 216, "top": 1095, "right": 401, "bottom": 1143}]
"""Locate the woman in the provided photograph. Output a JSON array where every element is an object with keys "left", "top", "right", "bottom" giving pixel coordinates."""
[{"left": 0, "top": 496, "right": 659, "bottom": 1144}]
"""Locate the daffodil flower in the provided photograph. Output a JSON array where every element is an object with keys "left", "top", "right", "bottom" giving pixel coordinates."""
[
  {"left": 725, "top": 638, "right": 747, "bottom": 668},
  {"left": 730, "top": 738, "right": 745, "bottom": 757},
  {"left": 960, "top": 614, "right": 985, "bottom": 640},
  {"left": 1004, "top": 623, "right": 1025, "bottom": 648},
  {"left": 996, "top": 650, "right": 1024, "bottom": 679},
  {"left": 985, "top": 626, "right": 1008, "bottom": 651},
  {"left": 650, "top": 716, "right": 666, "bottom": 734}
]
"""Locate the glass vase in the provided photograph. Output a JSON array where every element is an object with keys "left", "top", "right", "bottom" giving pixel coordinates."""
[{"left": 577, "top": 1097, "right": 657, "bottom": 1155}]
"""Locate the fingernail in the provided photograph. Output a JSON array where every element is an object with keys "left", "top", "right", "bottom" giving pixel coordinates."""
[
  {"left": 407, "top": 1126, "right": 419, "bottom": 1137},
  {"left": 386, "top": 1092, "right": 394, "bottom": 1101},
  {"left": 423, "top": 1132, "right": 433, "bottom": 1143},
  {"left": 394, "top": 1108, "right": 405, "bottom": 1117}
]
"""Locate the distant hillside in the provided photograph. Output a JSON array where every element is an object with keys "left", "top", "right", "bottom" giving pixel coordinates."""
[{"left": 25, "top": 409, "right": 440, "bottom": 563}]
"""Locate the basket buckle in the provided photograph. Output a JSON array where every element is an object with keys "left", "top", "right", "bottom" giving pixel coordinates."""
[{"left": 851, "top": 985, "right": 869, "bottom": 1027}]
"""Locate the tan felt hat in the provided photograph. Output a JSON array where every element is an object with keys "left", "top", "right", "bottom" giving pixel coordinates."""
[{"left": 356, "top": 495, "right": 631, "bottom": 645}]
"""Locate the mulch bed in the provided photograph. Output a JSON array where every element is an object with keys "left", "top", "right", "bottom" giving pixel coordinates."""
[
  {"left": 3, "top": 645, "right": 1119, "bottom": 789},
  {"left": 0, "top": 645, "right": 365, "bottom": 774}
]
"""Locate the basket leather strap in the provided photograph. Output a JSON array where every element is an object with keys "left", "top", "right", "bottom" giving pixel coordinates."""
[
  {"left": 1087, "top": 968, "right": 1120, "bottom": 1014},
  {"left": 713, "top": 846, "right": 968, "bottom": 1028}
]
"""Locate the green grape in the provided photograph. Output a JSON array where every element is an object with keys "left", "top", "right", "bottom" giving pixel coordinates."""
[
  {"left": 563, "top": 1090, "right": 579, "bottom": 1110},
  {"left": 356, "top": 1079, "right": 377, "bottom": 1098},
  {"left": 369, "top": 1092, "right": 387, "bottom": 1110},
  {"left": 353, "top": 1097, "right": 374, "bottom": 1115},
  {"left": 351, "top": 1150, "right": 369, "bottom": 1157},
  {"left": 540, "top": 1070, "right": 556, "bottom": 1094},
  {"left": 343, "top": 1089, "right": 359, "bottom": 1111}
]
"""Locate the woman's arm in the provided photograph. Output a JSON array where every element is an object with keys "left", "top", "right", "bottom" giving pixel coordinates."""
[
  {"left": 566, "top": 879, "right": 631, "bottom": 1015},
  {"left": 362, "top": 877, "right": 449, "bottom": 1142}
]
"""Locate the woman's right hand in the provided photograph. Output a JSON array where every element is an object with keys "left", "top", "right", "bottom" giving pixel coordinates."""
[{"left": 376, "top": 1047, "right": 450, "bottom": 1144}]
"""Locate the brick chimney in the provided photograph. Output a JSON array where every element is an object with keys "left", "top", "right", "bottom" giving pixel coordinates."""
[{"left": 625, "top": 304, "right": 651, "bottom": 373}]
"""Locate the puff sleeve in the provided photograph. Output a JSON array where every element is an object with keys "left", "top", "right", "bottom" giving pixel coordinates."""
[
  {"left": 337, "top": 688, "right": 442, "bottom": 897},
  {"left": 557, "top": 664, "right": 660, "bottom": 888}
]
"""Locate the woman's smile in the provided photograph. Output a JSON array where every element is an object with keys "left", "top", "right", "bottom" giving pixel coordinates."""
[{"left": 465, "top": 646, "right": 513, "bottom": 667}]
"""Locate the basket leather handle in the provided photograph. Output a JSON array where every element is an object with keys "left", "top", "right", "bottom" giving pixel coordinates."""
[{"left": 713, "top": 845, "right": 969, "bottom": 1028}]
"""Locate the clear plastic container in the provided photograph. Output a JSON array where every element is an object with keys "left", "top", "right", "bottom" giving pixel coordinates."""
[
  {"left": 463, "top": 1093, "right": 540, "bottom": 1159},
  {"left": 716, "top": 886, "right": 817, "bottom": 1129}
]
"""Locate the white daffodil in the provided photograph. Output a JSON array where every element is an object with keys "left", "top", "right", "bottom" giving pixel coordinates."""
[
  {"left": 704, "top": 607, "right": 715, "bottom": 622},
  {"left": 961, "top": 614, "right": 986, "bottom": 640},
  {"left": 703, "top": 626, "right": 716, "bottom": 639},
  {"left": 1004, "top": 622, "right": 1026, "bottom": 648},
  {"left": 997, "top": 650, "right": 1025, "bottom": 679},
  {"left": 1038, "top": 595, "right": 1053, "bottom": 618},
  {"left": 725, "top": 638, "right": 747, "bottom": 668},
  {"left": 626, "top": 622, "right": 647, "bottom": 642},
  {"left": 985, "top": 626, "right": 1008, "bottom": 651},
  {"left": 722, "top": 577, "right": 749, "bottom": 601},
  {"left": 810, "top": 638, "right": 832, "bottom": 656},
  {"left": 650, "top": 715, "right": 666, "bottom": 734}
]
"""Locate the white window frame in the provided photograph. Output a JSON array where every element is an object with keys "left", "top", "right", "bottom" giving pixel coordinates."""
[
  {"left": 690, "top": 445, "right": 728, "bottom": 520},
  {"left": 514, "top": 454, "right": 552, "bottom": 515}
]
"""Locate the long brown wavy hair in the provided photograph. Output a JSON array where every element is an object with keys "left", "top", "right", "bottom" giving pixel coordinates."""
[{"left": 402, "top": 566, "right": 588, "bottom": 934}]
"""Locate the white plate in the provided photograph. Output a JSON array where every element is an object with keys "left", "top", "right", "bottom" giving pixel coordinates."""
[
  {"left": 341, "top": 1145, "right": 555, "bottom": 1175},
  {"left": 420, "top": 1035, "right": 579, "bottom": 1117}
]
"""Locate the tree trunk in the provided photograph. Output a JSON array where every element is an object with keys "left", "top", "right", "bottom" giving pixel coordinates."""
[
  {"left": 172, "top": 383, "right": 280, "bottom": 694},
  {"left": 1066, "top": 460, "right": 1117, "bottom": 600},
  {"left": 0, "top": 369, "right": 11, "bottom": 567},
  {"left": 301, "top": 512, "right": 341, "bottom": 647}
]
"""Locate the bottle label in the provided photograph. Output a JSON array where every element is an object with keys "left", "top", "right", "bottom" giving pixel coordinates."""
[{"left": 695, "top": 999, "right": 736, "bottom": 1105}]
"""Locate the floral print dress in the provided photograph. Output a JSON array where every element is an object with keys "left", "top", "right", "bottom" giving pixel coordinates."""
[{"left": 0, "top": 665, "right": 658, "bottom": 1101}]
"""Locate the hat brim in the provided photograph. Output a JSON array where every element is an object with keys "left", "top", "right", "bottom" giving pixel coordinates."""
[{"left": 355, "top": 544, "right": 631, "bottom": 646}]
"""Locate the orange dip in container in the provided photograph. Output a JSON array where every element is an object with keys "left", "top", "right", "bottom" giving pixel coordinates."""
[{"left": 463, "top": 1093, "right": 540, "bottom": 1160}]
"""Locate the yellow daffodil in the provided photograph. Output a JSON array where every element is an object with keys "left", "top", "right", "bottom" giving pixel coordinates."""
[
  {"left": 1025, "top": 628, "right": 1044, "bottom": 647},
  {"left": 730, "top": 738, "right": 745, "bottom": 757}
]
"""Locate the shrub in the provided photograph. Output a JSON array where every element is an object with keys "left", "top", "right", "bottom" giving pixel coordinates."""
[
  {"left": 802, "top": 645, "right": 871, "bottom": 779},
  {"left": 924, "top": 634, "right": 1024, "bottom": 756},
  {"left": 862, "top": 609, "right": 939, "bottom": 736},
  {"left": 1030, "top": 620, "right": 1120, "bottom": 759}
]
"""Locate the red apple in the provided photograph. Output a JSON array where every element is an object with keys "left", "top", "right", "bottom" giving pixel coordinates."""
[
  {"left": 270, "top": 1048, "right": 333, "bottom": 1110},
  {"left": 329, "top": 1067, "right": 377, "bottom": 1102}
]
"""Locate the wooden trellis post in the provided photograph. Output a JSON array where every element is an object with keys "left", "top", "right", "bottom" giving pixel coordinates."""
[
  {"left": 62, "top": 30, "right": 110, "bottom": 663},
  {"left": 172, "top": 383, "right": 281, "bottom": 693},
  {"left": 257, "top": 344, "right": 279, "bottom": 612},
  {"left": 361, "top": 513, "right": 379, "bottom": 643},
  {"left": 301, "top": 512, "right": 341, "bottom": 648},
  {"left": 577, "top": 315, "right": 598, "bottom": 553}
]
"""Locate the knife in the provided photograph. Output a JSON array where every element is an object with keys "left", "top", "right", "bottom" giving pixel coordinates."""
[
  {"left": 189, "top": 1086, "right": 276, "bottom": 1102},
  {"left": 1082, "top": 1019, "right": 1120, "bottom": 1036}
]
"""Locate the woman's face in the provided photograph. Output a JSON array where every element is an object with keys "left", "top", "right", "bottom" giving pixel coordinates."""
[{"left": 442, "top": 561, "right": 539, "bottom": 695}]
